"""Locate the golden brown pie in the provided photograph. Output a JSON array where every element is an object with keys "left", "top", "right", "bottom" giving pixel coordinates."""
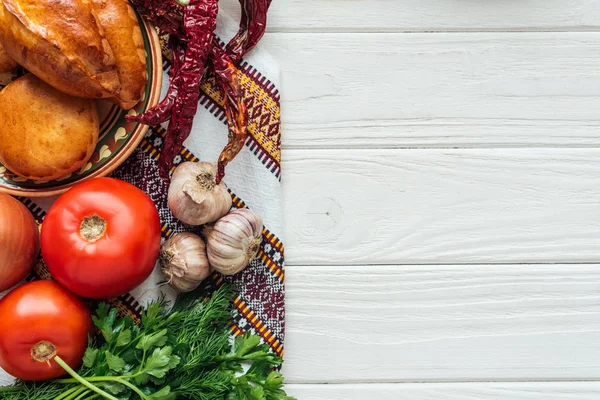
[
  {"left": 0, "top": 41, "right": 15, "bottom": 73},
  {"left": 92, "top": 0, "right": 147, "bottom": 109},
  {"left": 0, "top": 74, "right": 99, "bottom": 180},
  {"left": 0, "top": 0, "right": 120, "bottom": 98}
]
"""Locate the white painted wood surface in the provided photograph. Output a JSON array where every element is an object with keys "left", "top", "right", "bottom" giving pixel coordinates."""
[
  {"left": 287, "top": 383, "right": 600, "bottom": 399},
  {"left": 283, "top": 149, "right": 600, "bottom": 265},
  {"left": 281, "top": 265, "right": 600, "bottom": 383},
  {"left": 264, "top": 33, "right": 600, "bottom": 149},
  {"left": 252, "top": 0, "right": 600, "bottom": 397},
  {"left": 223, "top": 1, "right": 600, "bottom": 32}
]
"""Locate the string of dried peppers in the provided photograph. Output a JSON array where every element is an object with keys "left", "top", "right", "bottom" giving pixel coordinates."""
[{"left": 128, "top": 0, "right": 271, "bottom": 183}]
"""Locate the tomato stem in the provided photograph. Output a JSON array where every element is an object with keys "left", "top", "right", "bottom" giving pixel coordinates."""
[
  {"left": 53, "top": 355, "right": 119, "bottom": 400},
  {"left": 31, "top": 340, "right": 58, "bottom": 363},
  {"left": 79, "top": 214, "right": 107, "bottom": 243}
]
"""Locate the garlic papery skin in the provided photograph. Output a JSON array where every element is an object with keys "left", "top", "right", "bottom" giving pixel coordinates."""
[
  {"left": 160, "top": 232, "right": 210, "bottom": 292},
  {"left": 168, "top": 162, "right": 232, "bottom": 226},
  {"left": 204, "top": 209, "right": 263, "bottom": 276}
]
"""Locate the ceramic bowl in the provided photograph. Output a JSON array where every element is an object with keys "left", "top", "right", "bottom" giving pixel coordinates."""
[{"left": 0, "top": 17, "right": 163, "bottom": 197}]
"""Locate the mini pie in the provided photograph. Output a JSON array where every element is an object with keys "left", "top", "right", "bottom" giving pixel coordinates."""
[
  {"left": 92, "top": 0, "right": 147, "bottom": 109},
  {"left": 0, "top": 0, "right": 120, "bottom": 98},
  {"left": 0, "top": 74, "right": 99, "bottom": 181},
  {"left": 0, "top": 41, "right": 16, "bottom": 73}
]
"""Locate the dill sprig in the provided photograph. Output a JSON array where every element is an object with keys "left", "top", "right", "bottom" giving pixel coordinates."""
[{"left": 0, "top": 285, "right": 295, "bottom": 400}]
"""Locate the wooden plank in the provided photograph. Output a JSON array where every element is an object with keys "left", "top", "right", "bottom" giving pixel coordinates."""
[
  {"left": 282, "top": 265, "right": 600, "bottom": 382},
  {"left": 222, "top": 0, "right": 600, "bottom": 32},
  {"left": 286, "top": 383, "right": 600, "bottom": 399},
  {"left": 261, "top": 33, "right": 600, "bottom": 149},
  {"left": 283, "top": 148, "right": 600, "bottom": 265}
]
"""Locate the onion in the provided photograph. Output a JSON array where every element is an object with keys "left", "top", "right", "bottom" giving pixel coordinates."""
[{"left": 0, "top": 193, "right": 39, "bottom": 292}]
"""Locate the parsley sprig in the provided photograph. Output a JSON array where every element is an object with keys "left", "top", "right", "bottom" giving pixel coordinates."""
[{"left": 0, "top": 286, "right": 295, "bottom": 400}]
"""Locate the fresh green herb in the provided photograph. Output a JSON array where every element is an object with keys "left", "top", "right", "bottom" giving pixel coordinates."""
[{"left": 0, "top": 286, "right": 295, "bottom": 400}]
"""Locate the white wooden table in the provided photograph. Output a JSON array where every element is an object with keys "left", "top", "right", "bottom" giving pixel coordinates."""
[{"left": 225, "top": 0, "right": 600, "bottom": 398}]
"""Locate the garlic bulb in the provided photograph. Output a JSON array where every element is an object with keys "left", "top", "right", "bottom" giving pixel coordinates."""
[
  {"left": 168, "top": 162, "right": 232, "bottom": 226},
  {"left": 204, "top": 209, "right": 263, "bottom": 275},
  {"left": 160, "top": 232, "right": 210, "bottom": 292}
]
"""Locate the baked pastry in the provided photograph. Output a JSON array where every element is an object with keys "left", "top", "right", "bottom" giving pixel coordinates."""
[
  {"left": 0, "top": 41, "right": 16, "bottom": 85},
  {"left": 0, "top": 0, "right": 121, "bottom": 98},
  {"left": 0, "top": 74, "right": 99, "bottom": 181},
  {"left": 92, "top": 0, "right": 147, "bottom": 109},
  {"left": 0, "top": 41, "right": 15, "bottom": 73}
]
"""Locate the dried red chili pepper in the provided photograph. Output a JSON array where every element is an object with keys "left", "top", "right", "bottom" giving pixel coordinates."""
[
  {"left": 226, "top": 0, "right": 271, "bottom": 64},
  {"left": 158, "top": 0, "right": 218, "bottom": 179},
  {"left": 129, "top": 36, "right": 185, "bottom": 126},
  {"left": 128, "top": 0, "right": 267, "bottom": 183},
  {"left": 128, "top": 0, "right": 183, "bottom": 36},
  {"left": 132, "top": 0, "right": 270, "bottom": 64},
  {"left": 211, "top": 42, "right": 248, "bottom": 184}
]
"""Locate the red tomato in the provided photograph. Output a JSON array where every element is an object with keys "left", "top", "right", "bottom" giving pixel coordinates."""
[
  {"left": 41, "top": 178, "right": 161, "bottom": 299},
  {"left": 0, "top": 280, "right": 92, "bottom": 381}
]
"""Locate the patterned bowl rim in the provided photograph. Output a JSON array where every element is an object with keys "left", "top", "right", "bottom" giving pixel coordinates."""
[{"left": 0, "top": 19, "right": 163, "bottom": 198}]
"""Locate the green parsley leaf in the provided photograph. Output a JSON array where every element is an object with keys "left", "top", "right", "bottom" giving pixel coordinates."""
[
  {"left": 136, "top": 329, "right": 168, "bottom": 351},
  {"left": 93, "top": 302, "right": 110, "bottom": 322},
  {"left": 82, "top": 348, "right": 98, "bottom": 368},
  {"left": 92, "top": 305, "right": 118, "bottom": 343},
  {"left": 133, "top": 372, "right": 151, "bottom": 387},
  {"left": 100, "top": 381, "right": 127, "bottom": 395},
  {"left": 144, "top": 346, "right": 180, "bottom": 378},
  {"left": 115, "top": 329, "right": 132, "bottom": 347},
  {"left": 105, "top": 351, "right": 126, "bottom": 373},
  {"left": 235, "top": 332, "right": 261, "bottom": 357},
  {"left": 149, "top": 376, "right": 167, "bottom": 386},
  {"left": 141, "top": 302, "right": 163, "bottom": 329},
  {"left": 265, "top": 371, "right": 284, "bottom": 389},
  {"left": 254, "top": 385, "right": 267, "bottom": 399},
  {"left": 147, "top": 386, "right": 175, "bottom": 400}
]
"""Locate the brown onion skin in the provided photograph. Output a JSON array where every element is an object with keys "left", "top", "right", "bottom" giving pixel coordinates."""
[{"left": 0, "top": 193, "right": 39, "bottom": 292}]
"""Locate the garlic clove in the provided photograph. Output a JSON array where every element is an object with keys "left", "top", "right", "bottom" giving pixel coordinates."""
[
  {"left": 168, "top": 162, "right": 232, "bottom": 226},
  {"left": 159, "top": 232, "right": 210, "bottom": 292},
  {"left": 204, "top": 208, "right": 263, "bottom": 276}
]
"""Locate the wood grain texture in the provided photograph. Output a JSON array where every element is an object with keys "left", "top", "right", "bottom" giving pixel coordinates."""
[
  {"left": 262, "top": 33, "right": 600, "bottom": 149},
  {"left": 282, "top": 265, "right": 600, "bottom": 383},
  {"left": 287, "top": 382, "right": 600, "bottom": 399},
  {"left": 221, "top": 0, "right": 600, "bottom": 32},
  {"left": 283, "top": 148, "right": 600, "bottom": 265},
  {"left": 222, "top": 3, "right": 600, "bottom": 394}
]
